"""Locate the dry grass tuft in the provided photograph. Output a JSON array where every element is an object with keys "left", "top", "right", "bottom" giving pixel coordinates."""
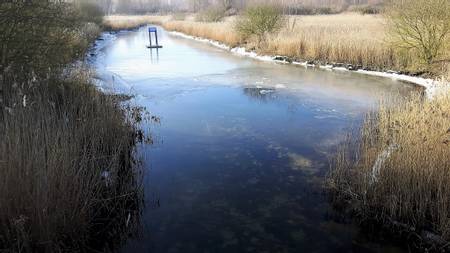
[{"left": 328, "top": 93, "right": 450, "bottom": 243}]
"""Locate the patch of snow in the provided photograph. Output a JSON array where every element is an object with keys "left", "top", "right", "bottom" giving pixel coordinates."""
[
  {"left": 357, "top": 69, "right": 449, "bottom": 98},
  {"left": 170, "top": 31, "right": 230, "bottom": 50}
]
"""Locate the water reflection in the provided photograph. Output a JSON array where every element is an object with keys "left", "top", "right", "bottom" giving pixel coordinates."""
[
  {"left": 92, "top": 27, "right": 417, "bottom": 253},
  {"left": 149, "top": 48, "right": 160, "bottom": 64}
]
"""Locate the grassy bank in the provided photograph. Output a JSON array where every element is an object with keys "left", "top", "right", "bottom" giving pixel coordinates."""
[
  {"left": 1, "top": 2, "right": 144, "bottom": 251},
  {"left": 103, "top": 13, "right": 449, "bottom": 75},
  {"left": 166, "top": 14, "right": 399, "bottom": 70}
]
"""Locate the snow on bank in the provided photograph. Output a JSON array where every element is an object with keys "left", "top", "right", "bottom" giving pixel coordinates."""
[
  {"left": 168, "top": 31, "right": 449, "bottom": 98},
  {"left": 356, "top": 69, "right": 449, "bottom": 98}
]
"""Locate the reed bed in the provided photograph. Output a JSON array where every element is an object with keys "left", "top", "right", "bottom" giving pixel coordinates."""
[
  {"left": 163, "top": 18, "right": 242, "bottom": 47},
  {"left": 0, "top": 71, "right": 143, "bottom": 252},
  {"left": 328, "top": 93, "right": 450, "bottom": 247},
  {"left": 266, "top": 14, "right": 403, "bottom": 70}
]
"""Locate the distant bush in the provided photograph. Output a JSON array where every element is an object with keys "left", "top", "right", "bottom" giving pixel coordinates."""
[
  {"left": 313, "top": 7, "right": 336, "bottom": 15},
  {"left": 348, "top": 5, "right": 382, "bottom": 15},
  {"left": 284, "top": 5, "right": 342, "bottom": 15},
  {"left": 360, "top": 6, "right": 381, "bottom": 14},
  {"left": 195, "top": 6, "right": 227, "bottom": 22},
  {"left": 235, "top": 5, "right": 286, "bottom": 43}
]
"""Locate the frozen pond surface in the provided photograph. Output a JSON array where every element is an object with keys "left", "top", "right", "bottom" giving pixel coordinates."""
[{"left": 92, "top": 27, "right": 417, "bottom": 253}]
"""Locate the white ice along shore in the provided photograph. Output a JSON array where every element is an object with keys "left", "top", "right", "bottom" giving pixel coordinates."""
[{"left": 169, "top": 31, "right": 449, "bottom": 98}]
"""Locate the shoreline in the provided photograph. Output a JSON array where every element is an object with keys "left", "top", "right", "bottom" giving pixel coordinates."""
[
  {"left": 168, "top": 30, "right": 448, "bottom": 98},
  {"left": 90, "top": 25, "right": 450, "bottom": 252}
]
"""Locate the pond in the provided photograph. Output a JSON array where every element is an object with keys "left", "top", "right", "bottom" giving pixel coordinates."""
[{"left": 92, "top": 27, "right": 417, "bottom": 253}]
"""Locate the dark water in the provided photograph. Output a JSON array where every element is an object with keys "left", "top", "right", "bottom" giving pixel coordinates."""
[{"left": 93, "top": 27, "right": 416, "bottom": 253}]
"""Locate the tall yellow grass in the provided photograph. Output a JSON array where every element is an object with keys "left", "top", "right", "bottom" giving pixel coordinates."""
[
  {"left": 103, "top": 15, "right": 169, "bottom": 30},
  {"left": 266, "top": 14, "right": 402, "bottom": 69},
  {"left": 329, "top": 93, "right": 450, "bottom": 243},
  {"left": 164, "top": 18, "right": 242, "bottom": 47}
]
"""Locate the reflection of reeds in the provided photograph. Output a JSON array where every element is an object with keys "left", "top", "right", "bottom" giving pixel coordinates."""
[
  {"left": 0, "top": 71, "right": 144, "bottom": 252},
  {"left": 242, "top": 87, "right": 276, "bottom": 102},
  {"left": 328, "top": 94, "right": 450, "bottom": 247}
]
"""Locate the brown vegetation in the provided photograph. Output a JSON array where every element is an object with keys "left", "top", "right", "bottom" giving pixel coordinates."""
[
  {"left": 164, "top": 18, "right": 242, "bottom": 47},
  {"left": 0, "top": 71, "right": 142, "bottom": 252},
  {"left": 328, "top": 93, "right": 450, "bottom": 248}
]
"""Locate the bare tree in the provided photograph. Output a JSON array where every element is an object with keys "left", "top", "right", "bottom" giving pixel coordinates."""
[{"left": 386, "top": 0, "right": 450, "bottom": 65}]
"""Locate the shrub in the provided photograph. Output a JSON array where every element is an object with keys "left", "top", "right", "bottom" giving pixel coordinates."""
[
  {"left": 0, "top": 1, "right": 101, "bottom": 77},
  {"left": 386, "top": 0, "right": 450, "bottom": 66},
  {"left": 360, "top": 6, "right": 381, "bottom": 15},
  {"left": 235, "top": 5, "right": 286, "bottom": 43},
  {"left": 195, "top": 6, "right": 226, "bottom": 22}
]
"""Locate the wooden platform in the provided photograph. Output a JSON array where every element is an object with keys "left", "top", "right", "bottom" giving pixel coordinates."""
[{"left": 147, "top": 45, "right": 163, "bottom": 49}]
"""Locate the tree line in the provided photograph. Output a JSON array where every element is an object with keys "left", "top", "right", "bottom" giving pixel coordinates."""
[{"left": 92, "top": 0, "right": 383, "bottom": 14}]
